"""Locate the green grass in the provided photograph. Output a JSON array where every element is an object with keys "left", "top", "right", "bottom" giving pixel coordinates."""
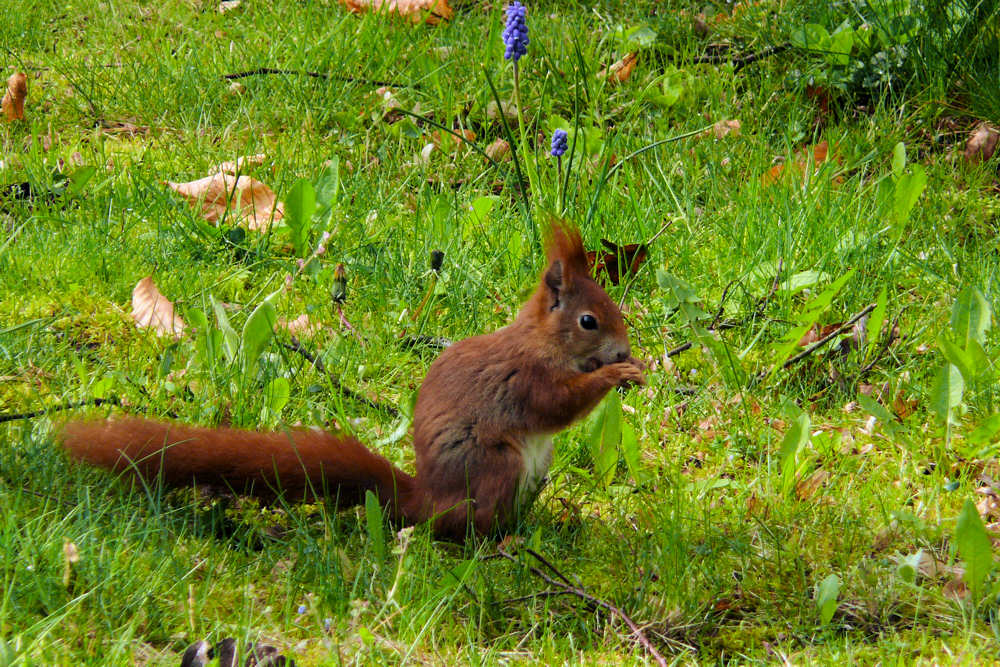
[{"left": 2, "top": 0, "right": 1000, "bottom": 663}]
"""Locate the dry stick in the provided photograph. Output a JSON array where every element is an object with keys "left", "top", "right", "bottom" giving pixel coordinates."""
[
  {"left": 781, "top": 303, "right": 876, "bottom": 371},
  {"left": 0, "top": 397, "right": 121, "bottom": 424},
  {"left": 220, "top": 68, "right": 415, "bottom": 89},
  {"left": 666, "top": 259, "right": 784, "bottom": 359},
  {"left": 858, "top": 313, "right": 902, "bottom": 376},
  {"left": 497, "top": 549, "right": 672, "bottom": 665},
  {"left": 282, "top": 337, "right": 399, "bottom": 418},
  {"left": 683, "top": 43, "right": 792, "bottom": 72}
]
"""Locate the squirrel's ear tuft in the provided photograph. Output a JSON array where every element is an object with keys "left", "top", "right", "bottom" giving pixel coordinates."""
[{"left": 544, "top": 221, "right": 590, "bottom": 282}]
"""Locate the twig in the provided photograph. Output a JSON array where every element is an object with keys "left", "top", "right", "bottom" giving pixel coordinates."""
[
  {"left": 781, "top": 303, "right": 876, "bottom": 370},
  {"left": 497, "top": 548, "right": 672, "bottom": 665},
  {"left": 282, "top": 337, "right": 399, "bottom": 418},
  {"left": 666, "top": 259, "right": 783, "bottom": 359},
  {"left": 220, "top": 68, "right": 415, "bottom": 89},
  {"left": 858, "top": 313, "right": 902, "bottom": 376},
  {"left": 0, "top": 397, "right": 121, "bottom": 424},
  {"left": 679, "top": 43, "right": 792, "bottom": 72}
]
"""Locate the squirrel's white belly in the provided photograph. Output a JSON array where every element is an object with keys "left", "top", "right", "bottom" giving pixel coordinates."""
[{"left": 517, "top": 434, "right": 553, "bottom": 508}]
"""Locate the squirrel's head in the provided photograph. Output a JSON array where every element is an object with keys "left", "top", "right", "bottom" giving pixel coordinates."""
[{"left": 520, "top": 223, "right": 632, "bottom": 373}]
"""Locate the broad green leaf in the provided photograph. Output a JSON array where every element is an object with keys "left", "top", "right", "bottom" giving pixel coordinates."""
[
  {"left": 622, "top": 24, "right": 658, "bottom": 50},
  {"left": 893, "top": 164, "right": 926, "bottom": 224},
  {"left": 956, "top": 499, "right": 993, "bottom": 597},
  {"left": 930, "top": 364, "right": 964, "bottom": 425},
  {"left": 211, "top": 296, "right": 239, "bottom": 363},
  {"left": 950, "top": 286, "right": 993, "bottom": 350},
  {"left": 938, "top": 335, "right": 975, "bottom": 384},
  {"left": 315, "top": 157, "right": 340, "bottom": 220},
  {"left": 588, "top": 391, "right": 622, "bottom": 488},
  {"left": 790, "top": 23, "right": 830, "bottom": 50},
  {"left": 891, "top": 142, "right": 906, "bottom": 180},
  {"left": 621, "top": 421, "right": 642, "bottom": 483},
  {"left": 186, "top": 307, "right": 209, "bottom": 331},
  {"left": 866, "top": 285, "right": 888, "bottom": 359},
  {"left": 968, "top": 414, "right": 1000, "bottom": 447},
  {"left": 285, "top": 179, "right": 316, "bottom": 257},
  {"left": 828, "top": 25, "right": 854, "bottom": 65},
  {"left": 240, "top": 293, "right": 278, "bottom": 375},
  {"left": 437, "top": 560, "right": 477, "bottom": 595},
  {"left": 658, "top": 270, "right": 709, "bottom": 324},
  {"left": 67, "top": 166, "right": 97, "bottom": 196},
  {"left": 816, "top": 574, "right": 841, "bottom": 625},
  {"left": 466, "top": 195, "right": 498, "bottom": 228},
  {"left": 364, "top": 490, "right": 386, "bottom": 563},
  {"left": 857, "top": 393, "right": 899, "bottom": 436},
  {"left": 779, "top": 413, "right": 811, "bottom": 494},
  {"left": 897, "top": 550, "right": 923, "bottom": 584},
  {"left": 263, "top": 377, "right": 290, "bottom": 415},
  {"left": 783, "top": 270, "right": 829, "bottom": 295}
]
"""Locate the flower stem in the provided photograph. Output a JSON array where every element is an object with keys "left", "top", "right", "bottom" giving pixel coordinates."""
[{"left": 512, "top": 62, "right": 539, "bottom": 215}]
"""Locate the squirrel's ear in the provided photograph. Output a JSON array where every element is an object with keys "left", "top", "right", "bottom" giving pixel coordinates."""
[{"left": 544, "top": 259, "right": 563, "bottom": 308}]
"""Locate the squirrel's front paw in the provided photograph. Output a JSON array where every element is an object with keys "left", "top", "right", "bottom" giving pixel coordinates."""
[{"left": 606, "top": 360, "right": 646, "bottom": 388}]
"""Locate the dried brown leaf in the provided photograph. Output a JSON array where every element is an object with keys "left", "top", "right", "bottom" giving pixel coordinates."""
[
  {"left": 702, "top": 119, "right": 741, "bottom": 140},
  {"left": 2, "top": 72, "right": 27, "bottom": 121},
  {"left": 278, "top": 314, "right": 321, "bottom": 337},
  {"left": 132, "top": 276, "right": 186, "bottom": 337},
  {"left": 341, "top": 0, "right": 453, "bottom": 24},
  {"left": 166, "top": 172, "right": 284, "bottom": 231},
  {"left": 762, "top": 141, "right": 836, "bottom": 187},
  {"left": 215, "top": 153, "right": 267, "bottom": 175},
  {"left": 795, "top": 468, "right": 830, "bottom": 501},
  {"left": 964, "top": 123, "right": 999, "bottom": 163},
  {"left": 599, "top": 52, "right": 638, "bottom": 84},
  {"left": 218, "top": 0, "right": 241, "bottom": 12},
  {"left": 431, "top": 129, "right": 475, "bottom": 153},
  {"left": 485, "top": 138, "right": 510, "bottom": 162}
]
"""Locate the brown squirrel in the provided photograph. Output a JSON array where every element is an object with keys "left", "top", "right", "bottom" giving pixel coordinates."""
[{"left": 62, "top": 224, "right": 645, "bottom": 539}]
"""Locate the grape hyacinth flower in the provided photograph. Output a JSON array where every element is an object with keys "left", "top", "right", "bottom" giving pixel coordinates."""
[
  {"left": 550, "top": 129, "right": 568, "bottom": 158},
  {"left": 551, "top": 129, "right": 568, "bottom": 210},
  {"left": 503, "top": 2, "right": 529, "bottom": 62}
]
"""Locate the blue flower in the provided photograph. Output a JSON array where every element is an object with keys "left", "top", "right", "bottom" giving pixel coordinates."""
[
  {"left": 297, "top": 604, "right": 307, "bottom": 614},
  {"left": 550, "top": 129, "right": 568, "bottom": 158},
  {"left": 503, "top": 2, "right": 529, "bottom": 62}
]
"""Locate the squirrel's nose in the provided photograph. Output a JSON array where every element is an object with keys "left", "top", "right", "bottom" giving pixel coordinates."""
[{"left": 615, "top": 349, "right": 629, "bottom": 362}]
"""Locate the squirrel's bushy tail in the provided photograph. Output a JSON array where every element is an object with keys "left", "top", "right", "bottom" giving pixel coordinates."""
[{"left": 62, "top": 418, "right": 421, "bottom": 522}]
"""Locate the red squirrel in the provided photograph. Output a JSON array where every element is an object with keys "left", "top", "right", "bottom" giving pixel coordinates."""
[{"left": 62, "top": 224, "right": 645, "bottom": 539}]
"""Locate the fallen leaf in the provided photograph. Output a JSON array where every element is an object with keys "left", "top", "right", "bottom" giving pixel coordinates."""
[
  {"left": 99, "top": 119, "right": 149, "bottom": 137},
  {"left": 132, "top": 276, "right": 186, "bottom": 337},
  {"left": 964, "top": 123, "right": 999, "bottom": 163},
  {"left": 341, "top": 0, "right": 453, "bottom": 24},
  {"left": 166, "top": 172, "right": 284, "bottom": 231},
  {"left": 702, "top": 119, "right": 741, "bottom": 140},
  {"left": 587, "top": 239, "right": 649, "bottom": 285},
  {"left": 218, "top": 0, "right": 241, "bottom": 12},
  {"left": 892, "top": 391, "right": 917, "bottom": 420},
  {"left": 278, "top": 314, "right": 321, "bottom": 337},
  {"left": 795, "top": 468, "right": 830, "bottom": 501},
  {"left": 486, "top": 100, "right": 517, "bottom": 121},
  {"left": 762, "top": 141, "right": 836, "bottom": 187},
  {"left": 215, "top": 153, "right": 267, "bottom": 175},
  {"left": 484, "top": 138, "right": 510, "bottom": 162},
  {"left": 227, "top": 81, "right": 246, "bottom": 96},
  {"left": 599, "top": 52, "right": 638, "bottom": 84},
  {"left": 2, "top": 72, "right": 27, "bottom": 121},
  {"left": 431, "top": 129, "right": 475, "bottom": 154},
  {"left": 942, "top": 577, "right": 970, "bottom": 601}
]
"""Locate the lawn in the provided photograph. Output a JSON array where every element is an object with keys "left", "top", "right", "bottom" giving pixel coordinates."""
[{"left": 2, "top": 0, "right": 999, "bottom": 663}]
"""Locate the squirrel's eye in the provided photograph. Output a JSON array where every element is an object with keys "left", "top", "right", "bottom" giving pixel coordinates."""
[{"left": 579, "top": 314, "right": 598, "bottom": 330}]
